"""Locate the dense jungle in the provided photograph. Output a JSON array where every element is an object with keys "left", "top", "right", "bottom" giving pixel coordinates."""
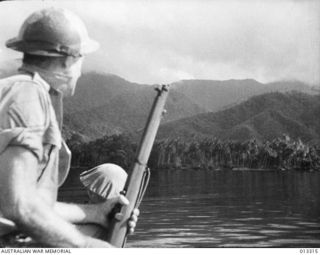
[{"left": 67, "top": 133, "right": 320, "bottom": 173}]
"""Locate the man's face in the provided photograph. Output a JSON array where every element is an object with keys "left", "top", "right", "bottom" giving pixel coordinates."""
[
  {"left": 65, "top": 56, "right": 83, "bottom": 96},
  {"left": 58, "top": 56, "right": 83, "bottom": 97}
]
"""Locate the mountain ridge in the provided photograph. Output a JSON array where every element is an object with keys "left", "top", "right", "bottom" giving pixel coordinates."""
[
  {"left": 62, "top": 72, "right": 316, "bottom": 140},
  {"left": 156, "top": 91, "right": 320, "bottom": 144},
  {"left": 171, "top": 78, "right": 315, "bottom": 112}
]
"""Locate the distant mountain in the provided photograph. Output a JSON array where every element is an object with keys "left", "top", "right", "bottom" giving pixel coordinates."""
[
  {"left": 157, "top": 92, "right": 320, "bottom": 144},
  {"left": 63, "top": 72, "right": 204, "bottom": 139},
  {"left": 64, "top": 72, "right": 318, "bottom": 140},
  {"left": 171, "top": 79, "right": 316, "bottom": 112}
]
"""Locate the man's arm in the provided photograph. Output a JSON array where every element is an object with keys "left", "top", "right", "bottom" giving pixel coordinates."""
[
  {"left": 54, "top": 197, "right": 139, "bottom": 233},
  {"left": 54, "top": 202, "right": 102, "bottom": 225},
  {"left": 0, "top": 146, "right": 113, "bottom": 247},
  {"left": 53, "top": 197, "right": 125, "bottom": 228}
]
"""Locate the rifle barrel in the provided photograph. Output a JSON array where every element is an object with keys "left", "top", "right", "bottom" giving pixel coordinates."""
[{"left": 108, "top": 84, "right": 169, "bottom": 247}]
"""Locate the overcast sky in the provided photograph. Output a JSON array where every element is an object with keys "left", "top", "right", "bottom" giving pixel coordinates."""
[{"left": 0, "top": 0, "right": 319, "bottom": 85}]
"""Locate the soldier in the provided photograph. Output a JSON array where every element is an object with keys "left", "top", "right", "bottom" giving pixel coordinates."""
[{"left": 0, "top": 8, "right": 138, "bottom": 247}]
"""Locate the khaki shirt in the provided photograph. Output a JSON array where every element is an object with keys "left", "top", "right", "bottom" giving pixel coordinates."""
[{"left": 0, "top": 69, "right": 71, "bottom": 235}]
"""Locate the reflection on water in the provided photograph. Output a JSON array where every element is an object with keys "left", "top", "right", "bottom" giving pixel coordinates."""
[
  {"left": 125, "top": 170, "right": 320, "bottom": 248},
  {"left": 59, "top": 169, "right": 320, "bottom": 247}
]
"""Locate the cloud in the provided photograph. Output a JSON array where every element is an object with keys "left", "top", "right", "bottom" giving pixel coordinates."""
[{"left": 0, "top": 0, "right": 319, "bottom": 85}]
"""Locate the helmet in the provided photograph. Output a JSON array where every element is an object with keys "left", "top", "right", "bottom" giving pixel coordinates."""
[{"left": 6, "top": 7, "right": 99, "bottom": 57}]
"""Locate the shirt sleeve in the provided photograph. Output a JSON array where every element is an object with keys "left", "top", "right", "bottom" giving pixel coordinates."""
[{"left": 0, "top": 82, "right": 48, "bottom": 161}]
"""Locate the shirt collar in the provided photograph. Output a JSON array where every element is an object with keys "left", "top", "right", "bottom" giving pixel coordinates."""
[{"left": 18, "top": 64, "right": 51, "bottom": 92}]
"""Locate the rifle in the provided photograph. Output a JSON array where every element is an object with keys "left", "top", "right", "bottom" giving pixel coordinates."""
[{"left": 107, "top": 84, "right": 169, "bottom": 247}]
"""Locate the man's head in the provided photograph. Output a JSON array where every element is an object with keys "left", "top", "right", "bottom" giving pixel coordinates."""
[
  {"left": 21, "top": 53, "right": 84, "bottom": 96},
  {"left": 6, "top": 7, "right": 99, "bottom": 96}
]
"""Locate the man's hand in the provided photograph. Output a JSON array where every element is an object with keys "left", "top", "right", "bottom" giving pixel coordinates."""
[
  {"left": 115, "top": 208, "right": 140, "bottom": 235},
  {"left": 99, "top": 194, "right": 129, "bottom": 226},
  {"left": 96, "top": 195, "right": 140, "bottom": 234}
]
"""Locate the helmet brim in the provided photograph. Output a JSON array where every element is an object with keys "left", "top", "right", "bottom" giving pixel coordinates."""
[{"left": 6, "top": 37, "right": 100, "bottom": 57}]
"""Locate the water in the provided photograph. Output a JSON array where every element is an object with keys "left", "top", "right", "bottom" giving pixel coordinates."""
[{"left": 59, "top": 169, "right": 320, "bottom": 248}]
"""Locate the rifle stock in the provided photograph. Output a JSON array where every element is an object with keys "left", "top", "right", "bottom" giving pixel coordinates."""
[{"left": 107, "top": 84, "right": 169, "bottom": 247}]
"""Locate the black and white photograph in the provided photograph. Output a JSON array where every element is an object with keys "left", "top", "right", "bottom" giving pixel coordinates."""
[{"left": 0, "top": 0, "right": 319, "bottom": 250}]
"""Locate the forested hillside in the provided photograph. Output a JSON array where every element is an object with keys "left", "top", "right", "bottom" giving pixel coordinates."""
[{"left": 157, "top": 92, "right": 320, "bottom": 144}]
